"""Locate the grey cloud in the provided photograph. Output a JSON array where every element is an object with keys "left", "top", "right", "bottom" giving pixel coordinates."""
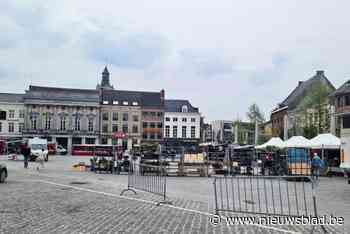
[{"left": 82, "top": 28, "right": 170, "bottom": 69}]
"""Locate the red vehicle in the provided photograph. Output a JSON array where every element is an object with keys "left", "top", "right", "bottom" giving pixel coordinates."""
[
  {"left": 48, "top": 142, "right": 57, "bottom": 155},
  {"left": 72, "top": 144, "right": 114, "bottom": 157},
  {"left": 0, "top": 140, "right": 5, "bottom": 155}
]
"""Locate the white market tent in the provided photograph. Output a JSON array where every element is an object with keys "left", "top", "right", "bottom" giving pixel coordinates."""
[
  {"left": 284, "top": 136, "right": 311, "bottom": 148},
  {"left": 255, "top": 137, "right": 285, "bottom": 149},
  {"left": 309, "top": 133, "right": 341, "bottom": 149}
]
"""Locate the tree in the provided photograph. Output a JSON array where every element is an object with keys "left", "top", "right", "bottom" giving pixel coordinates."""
[
  {"left": 295, "top": 83, "right": 333, "bottom": 135},
  {"left": 246, "top": 103, "right": 265, "bottom": 123}
]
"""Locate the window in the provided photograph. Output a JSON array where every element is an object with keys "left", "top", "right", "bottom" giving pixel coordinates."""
[
  {"left": 346, "top": 96, "right": 350, "bottom": 106},
  {"left": 31, "top": 117, "right": 37, "bottom": 130},
  {"left": 101, "top": 137, "right": 108, "bottom": 145},
  {"left": 8, "top": 122, "right": 14, "bottom": 132},
  {"left": 9, "top": 110, "right": 15, "bottom": 118},
  {"left": 123, "top": 101, "right": 129, "bottom": 105},
  {"left": 143, "top": 122, "right": 148, "bottom": 128},
  {"left": 182, "top": 126, "right": 186, "bottom": 138},
  {"left": 103, "top": 112, "right": 109, "bottom": 121},
  {"left": 45, "top": 115, "right": 51, "bottom": 130},
  {"left": 157, "top": 112, "right": 163, "bottom": 117},
  {"left": 88, "top": 119, "right": 94, "bottom": 132},
  {"left": 157, "top": 122, "right": 163, "bottom": 128},
  {"left": 103, "top": 100, "right": 109, "bottom": 104},
  {"left": 182, "top": 105, "right": 188, "bottom": 113},
  {"left": 102, "top": 124, "right": 109, "bottom": 133},
  {"left": 165, "top": 125, "right": 170, "bottom": 137},
  {"left": 19, "top": 110, "right": 25, "bottom": 118},
  {"left": 133, "top": 115, "right": 139, "bottom": 122},
  {"left": 165, "top": 117, "right": 170, "bottom": 122},
  {"left": 191, "top": 126, "right": 196, "bottom": 138},
  {"left": 122, "top": 124, "right": 128, "bottom": 133},
  {"left": 151, "top": 112, "right": 156, "bottom": 117},
  {"left": 0, "top": 111, "right": 6, "bottom": 120},
  {"left": 60, "top": 116, "right": 66, "bottom": 131},
  {"left": 112, "top": 112, "right": 118, "bottom": 121},
  {"left": 173, "top": 126, "right": 177, "bottom": 138},
  {"left": 132, "top": 125, "right": 138, "bottom": 133},
  {"left": 150, "top": 122, "right": 155, "bottom": 128},
  {"left": 150, "top": 133, "right": 155, "bottom": 139},
  {"left": 113, "top": 100, "right": 119, "bottom": 105},
  {"left": 19, "top": 123, "right": 24, "bottom": 132},
  {"left": 157, "top": 133, "right": 162, "bottom": 139},
  {"left": 182, "top": 118, "right": 187, "bottom": 122},
  {"left": 0, "top": 122, "right": 2, "bottom": 132},
  {"left": 86, "top": 138, "right": 95, "bottom": 144},
  {"left": 123, "top": 113, "right": 128, "bottom": 121},
  {"left": 191, "top": 118, "right": 196, "bottom": 122},
  {"left": 74, "top": 117, "right": 81, "bottom": 131},
  {"left": 112, "top": 124, "right": 118, "bottom": 132},
  {"left": 142, "top": 112, "right": 148, "bottom": 117},
  {"left": 173, "top": 117, "right": 178, "bottom": 122},
  {"left": 143, "top": 133, "right": 148, "bottom": 139},
  {"left": 132, "top": 102, "right": 138, "bottom": 106}
]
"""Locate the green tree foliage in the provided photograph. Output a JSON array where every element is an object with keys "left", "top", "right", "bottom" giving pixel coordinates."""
[
  {"left": 295, "top": 83, "right": 333, "bottom": 135},
  {"left": 247, "top": 103, "right": 265, "bottom": 123}
]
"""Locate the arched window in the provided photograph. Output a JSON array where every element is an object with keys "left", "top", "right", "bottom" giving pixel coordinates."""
[{"left": 182, "top": 105, "right": 188, "bottom": 113}]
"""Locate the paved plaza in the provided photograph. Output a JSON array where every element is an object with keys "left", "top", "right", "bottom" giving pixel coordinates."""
[{"left": 0, "top": 155, "right": 348, "bottom": 234}]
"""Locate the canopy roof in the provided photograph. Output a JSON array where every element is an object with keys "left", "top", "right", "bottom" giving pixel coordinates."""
[
  {"left": 284, "top": 136, "right": 311, "bottom": 148},
  {"left": 255, "top": 137, "right": 285, "bottom": 149},
  {"left": 309, "top": 133, "right": 341, "bottom": 149}
]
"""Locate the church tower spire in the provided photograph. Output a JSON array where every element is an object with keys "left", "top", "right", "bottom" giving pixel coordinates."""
[{"left": 97, "top": 66, "right": 114, "bottom": 90}]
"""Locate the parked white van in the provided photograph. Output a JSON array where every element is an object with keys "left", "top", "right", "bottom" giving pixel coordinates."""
[{"left": 28, "top": 138, "right": 48, "bottom": 161}]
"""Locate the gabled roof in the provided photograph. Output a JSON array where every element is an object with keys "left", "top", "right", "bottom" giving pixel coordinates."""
[
  {"left": 0, "top": 93, "right": 24, "bottom": 103},
  {"left": 164, "top": 99, "right": 199, "bottom": 113},
  {"left": 279, "top": 70, "right": 335, "bottom": 110},
  {"left": 25, "top": 85, "right": 99, "bottom": 103},
  {"left": 331, "top": 80, "right": 350, "bottom": 97},
  {"left": 101, "top": 89, "right": 163, "bottom": 108}
]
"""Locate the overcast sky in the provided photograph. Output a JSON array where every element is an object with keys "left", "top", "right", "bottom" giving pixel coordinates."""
[{"left": 1, "top": 1, "right": 350, "bottom": 122}]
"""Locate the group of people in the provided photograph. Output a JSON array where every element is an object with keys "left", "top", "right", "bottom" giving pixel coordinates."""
[{"left": 20, "top": 143, "right": 45, "bottom": 171}]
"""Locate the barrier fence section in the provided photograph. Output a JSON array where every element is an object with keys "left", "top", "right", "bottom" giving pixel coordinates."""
[
  {"left": 120, "top": 162, "right": 172, "bottom": 205},
  {"left": 213, "top": 176, "right": 327, "bottom": 233}
]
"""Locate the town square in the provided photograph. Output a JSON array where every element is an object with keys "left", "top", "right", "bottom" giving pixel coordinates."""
[{"left": 1, "top": 1, "right": 350, "bottom": 233}]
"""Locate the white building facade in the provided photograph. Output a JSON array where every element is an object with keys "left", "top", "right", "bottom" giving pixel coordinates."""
[
  {"left": 164, "top": 100, "right": 201, "bottom": 142},
  {"left": 0, "top": 93, "right": 25, "bottom": 139}
]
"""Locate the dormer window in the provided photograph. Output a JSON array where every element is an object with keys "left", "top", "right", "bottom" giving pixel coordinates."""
[
  {"left": 182, "top": 105, "right": 188, "bottom": 113},
  {"left": 103, "top": 100, "right": 109, "bottom": 105},
  {"left": 113, "top": 101, "right": 119, "bottom": 105},
  {"left": 132, "top": 102, "right": 138, "bottom": 106},
  {"left": 123, "top": 101, "right": 129, "bottom": 106}
]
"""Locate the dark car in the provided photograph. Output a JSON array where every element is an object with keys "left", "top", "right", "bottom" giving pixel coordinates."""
[{"left": 0, "top": 163, "right": 8, "bottom": 183}]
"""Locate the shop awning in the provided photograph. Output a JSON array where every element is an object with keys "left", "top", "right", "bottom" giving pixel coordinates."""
[
  {"left": 309, "top": 133, "right": 341, "bottom": 149},
  {"left": 255, "top": 137, "right": 285, "bottom": 149}
]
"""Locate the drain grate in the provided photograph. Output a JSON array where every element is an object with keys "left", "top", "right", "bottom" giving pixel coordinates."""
[{"left": 69, "top": 181, "right": 89, "bottom": 185}]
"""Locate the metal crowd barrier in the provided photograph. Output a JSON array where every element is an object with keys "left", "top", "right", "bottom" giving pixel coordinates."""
[
  {"left": 120, "top": 162, "right": 172, "bottom": 205},
  {"left": 213, "top": 176, "right": 327, "bottom": 233}
]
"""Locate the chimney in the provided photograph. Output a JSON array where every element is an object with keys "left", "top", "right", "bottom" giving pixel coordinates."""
[
  {"left": 160, "top": 89, "right": 165, "bottom": 105},
  {"left": 298, "top": 81, "right": 303, "bottom": 86},
  {"left": 316, "top": 70, "right": 324, "bottom": 76}
]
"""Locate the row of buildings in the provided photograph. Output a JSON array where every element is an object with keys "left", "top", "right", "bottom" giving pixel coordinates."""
[
  {"left": 205, "top": 70, "right": 350, "bottom": 145},
  {"left": 0, "top": 67, "right": 201, "bottom": 152}
]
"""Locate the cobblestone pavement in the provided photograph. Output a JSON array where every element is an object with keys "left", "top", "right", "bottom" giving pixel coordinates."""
[{"left": 0, "top": 155, "right": 348, "bottom": 234}]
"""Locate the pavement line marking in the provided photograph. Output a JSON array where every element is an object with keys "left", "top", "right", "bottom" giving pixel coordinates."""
[{"left": 33, "top": 179, "right": 300, "bottom": 234}]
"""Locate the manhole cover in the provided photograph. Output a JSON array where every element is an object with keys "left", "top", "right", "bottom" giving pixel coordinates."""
[{"left": 69, "top": 181, "right": 89, "bottom": 185}]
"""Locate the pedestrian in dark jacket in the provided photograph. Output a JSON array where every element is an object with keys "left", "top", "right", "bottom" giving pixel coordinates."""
[
  {"left": 311, "top": 153, "right": 324, "bottom": 180},
  {"left": 21, "top": 145, "right": 31, "bottom": 169}
]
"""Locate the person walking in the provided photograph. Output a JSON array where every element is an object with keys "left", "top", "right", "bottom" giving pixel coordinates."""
[
  {"left": 311, "top": 153, "right": 324, "bottom": 180},
  {"left": 36, "top": 149, "right": 45, "bottom": 171},
  {"left": 21, "top": 144, "right": 31, "bottom": 169}
]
